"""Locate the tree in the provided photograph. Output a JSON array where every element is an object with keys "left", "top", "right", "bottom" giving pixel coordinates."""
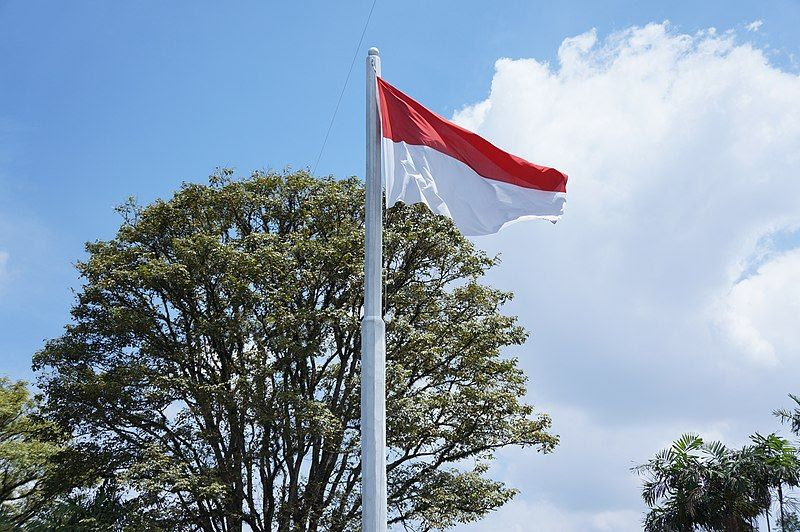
[
  {"left": 751, "top": 433, "right": 800, "bottom": 530},
  {"left": 21, "top": 480, "right": 128, "bottom": 532},
  {"left": 634, "top": 434, "right": 766, "bottom": 531},
  {"left": 774, "top": 395, "right": 800, "bottom": 436},
  {"left": 0, "top": 379, "right": 62, "bottom": 529},
  {"left": 778, "top": 512, "right": 800, "bottom": 532},
  {"left": 33, "top": 170, "right": 557, "bottom": 532},
  {"left": 772, "top": 395, "right": 800, "bottom": 530}
]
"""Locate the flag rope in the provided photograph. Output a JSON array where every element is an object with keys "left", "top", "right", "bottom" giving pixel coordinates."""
[{"left": 312, "top": 0, "right": 378, "bottom": 175}]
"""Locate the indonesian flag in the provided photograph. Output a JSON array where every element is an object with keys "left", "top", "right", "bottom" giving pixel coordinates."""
[{"left": 378, "top": 78, "right": 568, "bottom": 235}]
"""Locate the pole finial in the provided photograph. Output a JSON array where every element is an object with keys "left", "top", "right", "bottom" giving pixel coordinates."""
[{"left": 368, "top": 47, "right": 380, "bottom": 56}]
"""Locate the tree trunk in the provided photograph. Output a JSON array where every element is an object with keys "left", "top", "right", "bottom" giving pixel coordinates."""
[
  {"left": 767, "top": 505, "right": 771, "bottom": 532},
  {"left": 779, "top": 483, "right": 786, "bottom": 531}
]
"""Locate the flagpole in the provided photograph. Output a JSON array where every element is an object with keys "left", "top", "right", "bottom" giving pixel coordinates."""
[{"left": 362, "top": 47, "right": 387, "bottom": 532}]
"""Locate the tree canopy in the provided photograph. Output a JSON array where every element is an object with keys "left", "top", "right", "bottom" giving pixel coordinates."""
[
  {"left": 0, "top": 379, "right": 62, "bottom": 529},
  {"left": 636, "top": 431, "right": 800, "bottom": 531},
  {"left": 32, "top": 170, "right": 557, "bottom": 532}
]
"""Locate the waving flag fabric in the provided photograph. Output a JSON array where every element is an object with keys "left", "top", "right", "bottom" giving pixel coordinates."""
[{"left": 377, "top": 77, "right": 567, "bottom": 235}]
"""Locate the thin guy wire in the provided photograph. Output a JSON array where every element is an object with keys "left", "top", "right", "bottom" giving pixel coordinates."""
[{"left": 311, "top": 0, "right": 378, "bottom": 175}]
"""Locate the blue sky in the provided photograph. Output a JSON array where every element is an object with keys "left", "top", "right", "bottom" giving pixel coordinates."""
[
  {"left": 3, "top": 1, "right": 800, "bottom": 529},
  {"left": 1, "top": 0, "right": 797, "bottom": 377}
]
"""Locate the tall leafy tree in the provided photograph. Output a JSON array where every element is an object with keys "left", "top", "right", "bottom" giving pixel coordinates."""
[
  {"left": 0, "top": 379, "right": 62, "bottom": 529},
  {"left": 33, "top": 170, "right": 557, "bottom": 532}
]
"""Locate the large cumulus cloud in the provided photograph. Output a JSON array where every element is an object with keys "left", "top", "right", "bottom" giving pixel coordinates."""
[{"left": 453, "top": 22, "right": 800, "bottom": 529}]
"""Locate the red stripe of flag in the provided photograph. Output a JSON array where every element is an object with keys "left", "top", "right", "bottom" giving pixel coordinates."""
[{"left": 377, "top": 77, "right": 568, "bottom": 194}]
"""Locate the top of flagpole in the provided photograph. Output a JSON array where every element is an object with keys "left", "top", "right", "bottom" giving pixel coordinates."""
[{"left": 368, "top": 47, "right": 380, "bottom": 56}]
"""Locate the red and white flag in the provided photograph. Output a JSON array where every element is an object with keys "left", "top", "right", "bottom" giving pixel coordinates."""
[{"left": 378, "top": 78, "right": 568, "bottom": 235}]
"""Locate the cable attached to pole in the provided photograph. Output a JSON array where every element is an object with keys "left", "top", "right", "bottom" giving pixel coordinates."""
[{"left": 312, "top": 0, "right": 378, "bottom": 175}]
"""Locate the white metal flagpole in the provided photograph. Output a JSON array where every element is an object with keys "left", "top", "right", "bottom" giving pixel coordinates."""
[{"left": 361, "top": 46, "right": 387, "bottom": 532}]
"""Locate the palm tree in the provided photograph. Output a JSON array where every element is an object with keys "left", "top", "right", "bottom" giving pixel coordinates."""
[
  {"left": 773, "top": 395, "right": 800, "bottom": 530},
  {"left": 751, "top": 433, "right": 800, "bottom": 530},
  {"left": 635, "top": 434, "right": 765, "bottom": 531},
  {"left": 778, "top": 512, "right": 800, "bottom": 531},
  {"left": 635, "top": 396, "right": 800, "bottom": 531},
  {"left": 774, "top": 395, "right": 800, "bottom": 435}
]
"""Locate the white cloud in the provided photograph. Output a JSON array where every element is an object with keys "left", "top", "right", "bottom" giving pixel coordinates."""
[
  {"left": 449, "top": 22, "right": 800, "bottom": 526},
  {"left": 747, "top": 19, "right": 763, "bottom": 32},
  {"left": 713, "top": 248, "right": 800, "bottom": 365},
  {"left": 461, "top": 499, "right": 641, "bottom": 532},
  {"left": 0, "top": 250, "right": 8, "bottom": 283}
]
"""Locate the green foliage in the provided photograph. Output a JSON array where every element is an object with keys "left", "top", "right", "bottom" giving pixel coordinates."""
[
  {"left": 32, "top": 170, "right": 557, "bottom": 532},
  {"left": 751, "top": 432, "right": 800, "bottom": 490},
  {"left": 21, "top": 480, "right": 141, "bottom": 532},
  {"left": 774, "top": 395, "right": 800, "bottom": 436},
  {"left": 636, "top": 431, "right": 800, "bottom": 531},
  {"left": 0, "top": 379, "right": 62, "bottom": 529},
  {"left": 753, "top": 432, "right": 800, "bottom": 532},
  {"left": 779, "top": 512, "right": 800, "bottom": 532},
  {"left": 634, "top": 434, "right": 768, "bottom": 531}
]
